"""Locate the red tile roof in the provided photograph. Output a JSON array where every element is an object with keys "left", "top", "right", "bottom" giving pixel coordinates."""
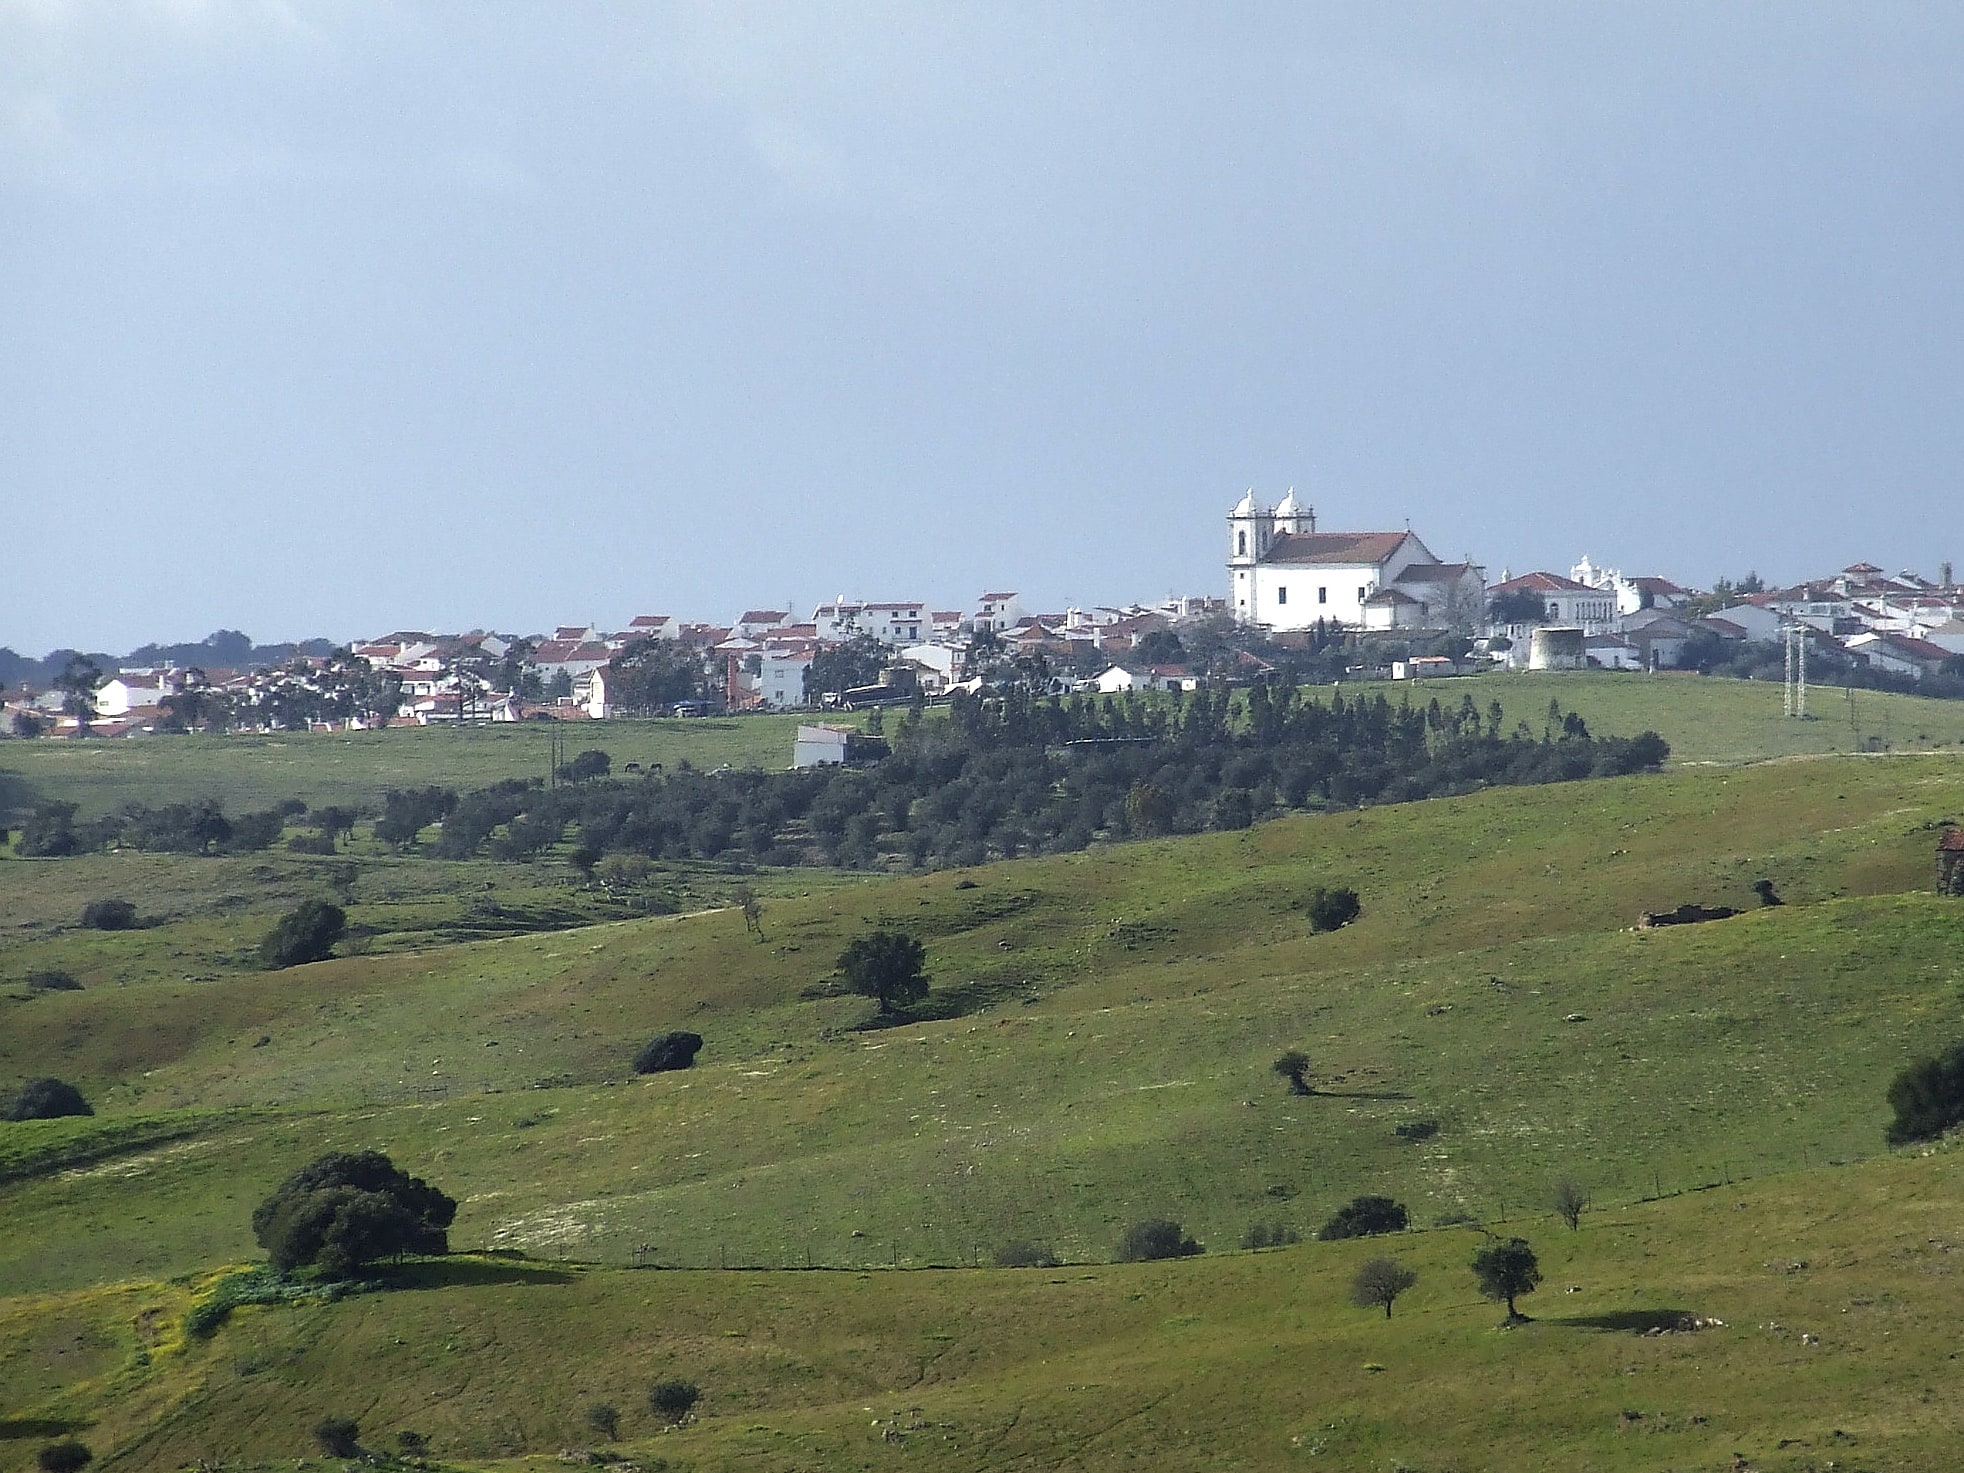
[
  {"left": 1490, "top": 571, "right": 1596, "bottom": 594},
  {"left": 1939, "top": 827, "right": 1964, "bottom": 852},
  {"left": 1262, "top": 531, "right": 1409, "bottom": 566}
]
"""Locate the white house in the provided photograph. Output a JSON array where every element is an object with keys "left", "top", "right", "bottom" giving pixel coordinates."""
[
  {"left": 794, "top": 723, "right": 854, "bottom": 768},
  {"left": 1706, "top": 602, "right": 1783, "bottom": 642},
  {"left": 1847, "top": 631, "right": 1952, "bottom": 680},
  {"left": 733, "top": 609, "right": 791, "bottom": 639},
  {"left": 1227, "top": 491, "right": 1484, "bottom": 631},
  {"left": 620, "top": 614, "right": 680, "bottom": 641},
  {"left": 973, "top": 592, "right": 1027, "bottom": 633},
  {"left": 758, "top": 649, "right": 815, "bottom": 708},
  {"left": 95, "top": 673, "right": 173, "bottom": 717},
  {"left": 1088, "top": 664, "right": 1198, "bottom": 693},
  {"left": 1571, "top": 557, "right": 1695, "bottom": 616},
  {"left": 901, "top": 642, "right": 959, "bottom": 689},
  {"left": 1488, "top": 572, "right": 1618, "bottom": 633},
  {"left": 1619, "top": 611, "right": 1695, "bottom": 670}
]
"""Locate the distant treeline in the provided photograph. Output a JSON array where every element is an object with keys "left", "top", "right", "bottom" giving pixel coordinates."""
[
  {"left": 0, "top": 630, "right": 339, "bottom": 688},
  {"left": 378, "top": 687, "right": 1667, "bottom": 870},
  {"left": 7, "top": 688, "right": 1667, "bottom": 870}
]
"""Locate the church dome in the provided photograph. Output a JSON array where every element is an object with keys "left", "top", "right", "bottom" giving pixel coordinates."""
[
  {"left": 1230, "top": 489, "right": 1262, "bottom": 517},
  {"left": 1272, "top": 489, "right": 1302, "bottom": 520}
]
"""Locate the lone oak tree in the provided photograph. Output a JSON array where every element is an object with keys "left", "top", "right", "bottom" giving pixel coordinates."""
[{"left": 837, "top": 930, "right": 928, "bottom": 1014}]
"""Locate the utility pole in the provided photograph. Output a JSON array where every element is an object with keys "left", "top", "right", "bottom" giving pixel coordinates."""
[{"left": 1784, "top": 624, "right": 1808, "bottom": 719}]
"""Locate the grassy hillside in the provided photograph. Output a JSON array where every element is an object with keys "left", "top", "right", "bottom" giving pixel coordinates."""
[
  {"left": 5, "top": 734, "right": 1964, "bottom": 1470},
  {"left": 1443, "top": 669, "right": 1964, "bottom": 764},
  {"left": 7, "top": 1148, "right": 1964, "bottom": 1472},
  {"left": 3, "top": 757, "right": 1960, "bottom": 1288}
]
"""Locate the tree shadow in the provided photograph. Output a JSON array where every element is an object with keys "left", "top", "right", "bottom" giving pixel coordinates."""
[
  {"left": 0, "top": 1418, "right": 86, "bottom": 1442},
  {"left": 847, "top": 977, "right": 1035, "bottom": 1032},
  {"left": 1558, "top": 1308, "right": 1705, "bottom": 1334},
  {"left": 372, "top": 1256, "right": 576, "bottom": 1292},
  {"left": 1310, "top": 1088, "right": 1413, "bottom": 1102}
]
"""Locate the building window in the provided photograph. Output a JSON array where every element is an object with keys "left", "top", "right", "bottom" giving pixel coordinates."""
[
  {"left": 1318, "top": 587, "right": 1328, "bottom": 604},
  {"left": 1277, "top": 586, "right": 1288, "bottom": 605},
  {"left": 1237, "top": 531, "right": 1246, "bottom": 556},
  {"left": 1358, "top": 586, "right": 1367, "bottom": 601}
]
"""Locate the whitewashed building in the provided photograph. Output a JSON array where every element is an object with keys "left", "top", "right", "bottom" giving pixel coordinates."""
[{"left": 1226, "top": 491, "right": 1484, "bottom": 631}]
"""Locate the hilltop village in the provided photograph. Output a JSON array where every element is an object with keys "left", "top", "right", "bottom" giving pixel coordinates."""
[{"left": 6, "top": 491, "right": 1962, "bottom": 739}]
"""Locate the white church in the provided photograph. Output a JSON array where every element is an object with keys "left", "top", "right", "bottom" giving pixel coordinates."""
[{"left": 1227, "top": 490, "right": 1486, "bottom": 633}]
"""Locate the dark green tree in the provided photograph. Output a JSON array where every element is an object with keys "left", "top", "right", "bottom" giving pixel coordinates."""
[
  {"left": 633, "top": 1032, "right": 703, "bottom": 1074},
  {"left": 608, "top": 638, "right": 707, "bottom": 714},
  {"left": 259, "top": 900, "right": 348, "bottom": 969},
  {"left": 18, "top": 801, "right": 81, "bottom": 857},
  {"left": 1306, "top": 886, "right": 1361, "bottom": 933},
  {"left": 565, "top": 748, "right": 612, "bottom": 782},
  {"left": 648, "top": 1380, "right": 701, "bottom": 1424},
  {"left": 36, "top": 1440, "right": 92, "bottom": 1473},
  {"left": 1470, "top": 1237, "right": 1542, "bottom": 1320},
  {"left": 804, "top": 635, "right": 887, "bottom": 701},
  {"left": 1488, "top": 588, "right": 1550, "bottom": 625},
  {"left": 1319, "top": 1196, "right": 1408, "bottom": 1240},
  {"left": 1272, "top": 1049, "right": 1313, "bottom": 1096},
  {"left": 6, "top": 1078, "right": 92, "bottom": 1121},
  {"left": 54, "top": 656, "right": 103, "bottom": 736},
  {"left": 252, "top": 1151, "right": 456, "bottom": 1277},
  {"left": 1115, "top": 1219, "right": 1203, "bottom": 1262},
  {"left": 80, "top": 898, "right": 137, "bottom": 930},
  {"left": 1885, "top": 1040, "right": 1964, "bottom": 1145},
  {"left": 837, "top": 930, "right": 928, "bottom": 1014},
  {"left": 585, "top": 1404, "right": 620, "bottom": 1441},
  {"left": 312, "top": 1417, "right": 361, "bottom": 1457}
]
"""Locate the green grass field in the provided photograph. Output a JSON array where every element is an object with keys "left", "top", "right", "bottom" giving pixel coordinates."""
[
  {"left": 5, "top": 672, "right": 1962, "bottom": 824},
  {"left": 4, "top": 677, "right": 1964, "bottom": 1470},
  {"left": 9, "top": 1147, "right": 1964, "bottom": 1472},
  {"left": 0, "top": 712, "right": 840, "bottom": 819}
]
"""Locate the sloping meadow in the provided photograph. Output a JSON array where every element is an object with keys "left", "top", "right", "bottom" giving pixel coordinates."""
[{"left": 2, "top": 756, "right": 1960, "bottom": 1298}]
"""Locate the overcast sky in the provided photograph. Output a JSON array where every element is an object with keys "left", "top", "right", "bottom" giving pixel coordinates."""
[{"left": 6, "top": 1, "right": 1962, "bottom": 654}]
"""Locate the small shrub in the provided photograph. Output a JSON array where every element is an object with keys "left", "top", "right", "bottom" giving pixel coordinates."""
[
  {"left": 584, "top": 1404, "right": 620, "bottom": 1441},
  {"left": 1349, "top": 1257, "right": 1419, "bottom": 1318},
  {"left": 1552, "top": 1176, "right": 1588, "bottom": 1231},
  {"left": 259, "top": 899, "right": 347, "bottom": 970},
  {"left": 395, "top": 1430, "right": 429, "bottom": 1456},
  {"left": 1306, "top": 886, "right": 1362, "bottom": 934},
  {"left": 5, "top": 1078, "right": 92, "bottom": 1121},
  {"left": 649, "top": 1379, "right": 701, "bottom": 1424},
  {"left": 566, "top": 749, "right": 612, "bottom": 782},
  {"left": 286, "top": 833, "right": 339, "bottom": 855},
  {"left": 1886, "top": 1040, "right": 1964, "bottom": 1145},
  {"left": 634, "top": 1031, "right": 704, "bottom": 1074},
  {"left": 992, "top": 1240, "right": 1060, "bottom": 1269},
  {"left": 25, "top": 970, "right": 81, "bottom": 992},
  {"left": 79, "top": 898, "right": 136, "bottom": 931},
  {"left": 313, "top": 1416, "right": 361, "bottom": 1457},
  {"left": 1115, "top": 1219, "right": 1202, "bottom": 1263},
  {"left": 1319, "top": 1195, "right": 1408, "bottom": 1240},
  {"left": 1240, "top": 1222, "right": 1302, "bottom": 1250},
  {"left": 36, "top": 1442, "right": 92, "bottom": 1473},
  {"left": 1271, "top": 1049, "right": 1312, "bottom": 1095}
]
